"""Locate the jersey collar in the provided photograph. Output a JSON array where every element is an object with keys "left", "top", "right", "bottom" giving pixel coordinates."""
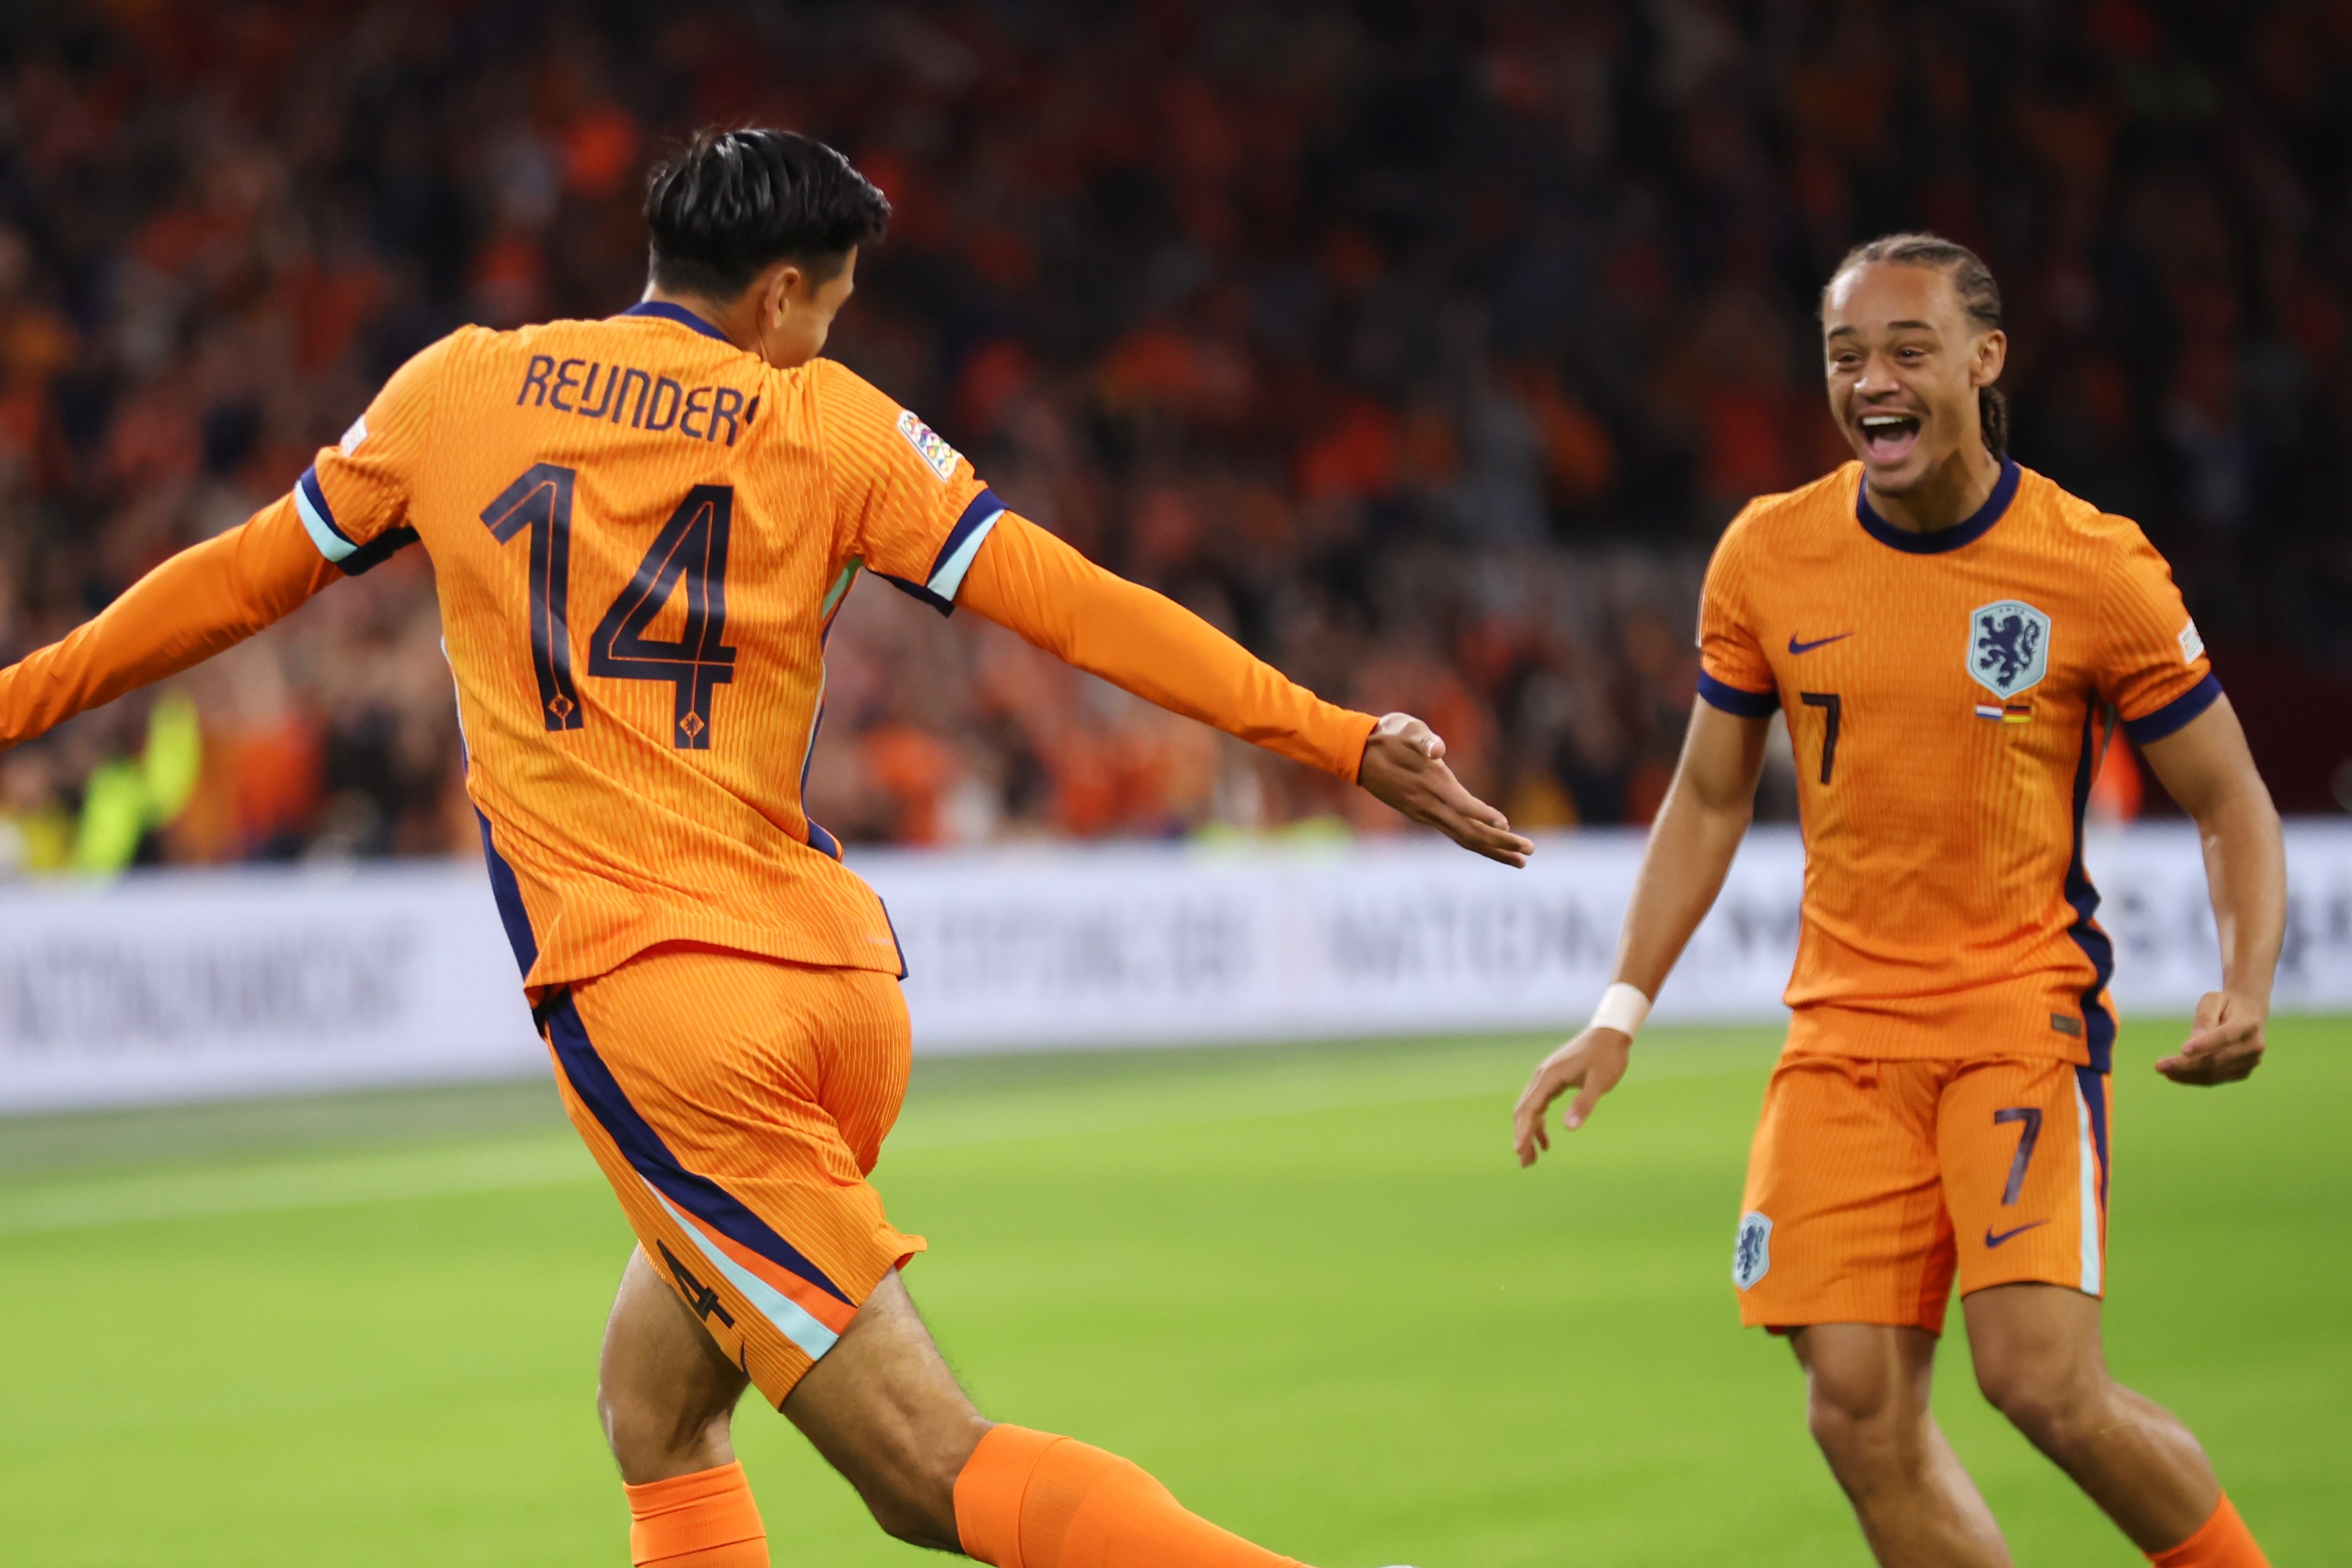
[
  {"left": 1856, "top": 456, "right": 2020, "bottom": 554},
  {"left": 619, "top": 299, "right": 735, "bottom": 345}
]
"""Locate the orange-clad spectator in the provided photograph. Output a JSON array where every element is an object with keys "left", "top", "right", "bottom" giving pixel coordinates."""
[
  {"left": 2091, "top": 732, "right": 2145, "bottom": 824},
  {"left": 1500, "top": 361, "right": 1616, "bottom": 506},
  {"left": 1296, "top": 399, "right": 1399, "bottom": 500},
  {"left": 0, "top": 0, "right": 2339, "bottom": 862},
  {"left": 862, "top": 723, "right": 960, "bottom": 845},
  {"left": 564, "top": 104, "right": 641, "bottom": 201}
]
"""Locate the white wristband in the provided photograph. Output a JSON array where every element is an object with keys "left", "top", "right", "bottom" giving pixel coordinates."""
[{"left": 1590, "top": 982, "right": 1652, "bottom": 1040}]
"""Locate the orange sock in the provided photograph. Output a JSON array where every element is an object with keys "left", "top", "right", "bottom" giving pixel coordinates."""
[
  {"left": 623, "top": 1460, "right": 769, "bottom": 1567},
  {"left": 2151, "top": 1494, "right": 2268, "bottom": 1568},
  {"left": 954, "top": 1425, "right": 1305, "bottom": 1568}
]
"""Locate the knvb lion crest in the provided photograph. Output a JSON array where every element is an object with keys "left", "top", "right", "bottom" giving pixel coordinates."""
[
  {"left": 1969, "top": 599, "right": 2050, "bottom": 699},
  {"left": 1733, "top": 1211, "right": 1772, "bottom": 1291}
]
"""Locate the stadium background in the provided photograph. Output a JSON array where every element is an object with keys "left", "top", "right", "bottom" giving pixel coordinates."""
[
  {"left": 2, "top": 0, "right": 2350, "bottom": 868},
  {"left": 1, "top": 3, "right": 2348, "bottom": 1566}
]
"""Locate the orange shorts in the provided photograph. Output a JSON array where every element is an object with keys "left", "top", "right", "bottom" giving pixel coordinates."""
[
  {"left": 1734, "top": 1054, "right": 2111, "bottom": 1335},
  {"left": 539, "top": 942, "right": 924, "bottom": 1406}
]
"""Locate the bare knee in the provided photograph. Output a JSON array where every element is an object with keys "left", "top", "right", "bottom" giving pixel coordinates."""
[
  {"left": 1963, "top": 1282, "right": 2120, "bottom": 1461},
  {"left": 853, "top": 1410, "right": 994, "bottom": 1549},
  {"left": 599, "top": 1376, "right": 738, "bottom": 1483},
  {"left": 1795, "top": 1328, "right": 1938, "bottom": 1491},
  {"left": 597, "top": 1248, "right": 752, "bottom": 1484},
  {"left": 1973, "top": 1348, "right": 2108, "bottom": 1457},
  {"left": 1807, "top": 1367, "right": 1923, "bottom": 1472}
]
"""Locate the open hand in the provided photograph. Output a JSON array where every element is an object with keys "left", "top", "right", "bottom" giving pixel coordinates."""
[
  {"left": 1512, "top": 1027, "right": 1632, "bottom": 1166},
  {"left": 2154, "top": 990, "right": 2267, "bottom": 1085},
  {"left": 1356, "top": 713, "right": 1534, "bottom": 867}
]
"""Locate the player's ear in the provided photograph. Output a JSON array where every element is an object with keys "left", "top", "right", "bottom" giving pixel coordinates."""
[
  {"left": 764, "top": 262, "right": 795, "bottom": 325},
  {"left": 1973, "top": 328, "right": 2007, "bottom": 388}
]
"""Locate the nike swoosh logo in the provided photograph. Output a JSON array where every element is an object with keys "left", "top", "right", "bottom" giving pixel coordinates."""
[
  {"left": 1984, "top": 1221, "right": 2050, "bottom": 1248},
  {"left": 1788, "top": 633, "right": 1854, "bottom": 655}
]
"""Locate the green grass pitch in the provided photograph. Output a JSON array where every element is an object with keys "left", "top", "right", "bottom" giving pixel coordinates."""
[{"left": 1, "top": 1018, "right": 2343, "bottom": 1566}]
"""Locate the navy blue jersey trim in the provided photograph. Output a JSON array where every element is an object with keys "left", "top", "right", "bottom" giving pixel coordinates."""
[
  {"left": 2061, "top": 706, "right": 2118, "bottom": 1073},
  {"left": 2122, "top": 673, "right": 2222, "bottom": 745},
  {"left": 543, "top": 996, "right": 854, "bottom": 1306},
  {"left": 620, "top": 299, "right": 735, "bottom": 345},
  {"left": 879, "top": 898, "right": 908, "bottom": 981},
  {"left": 924, "top": 488, "right": 1004, "bottom": 587},
  {"left": 2074, "top": 1064, "right": 2111, "bottom": 1212},
  {"left": 339, "top": 524, "right": 420, "bottom": 576},
  {"left": 877, "top": 572, "right": 952, "bottom": 614},
  {"left": 298, "top": 466, "right": 354, "bottom": 546},
  {"left": 1857, "top": 457, "right": 2020, "bottom": 554},
  {"left": 1697, "top": 670, "right": 1779, "bottom": 718},
  {"left": 807, "top": 818, "right": 843, "bottom": 859},
  {"left": 474, "top": 807, "right": 539, "bottom": 975}
]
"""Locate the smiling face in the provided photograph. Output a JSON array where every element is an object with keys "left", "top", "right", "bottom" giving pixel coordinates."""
[{"left": 1822, "top": 260, "right": 2005, "bottom": 495}]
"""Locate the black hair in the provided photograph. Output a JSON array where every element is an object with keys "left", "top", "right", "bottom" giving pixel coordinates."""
[
  {"left": 1822, "top": 232, "right": 2009, "bottom": 459},
  {"left": 644, "top": 128, "right": 891, "bottom": 300}
]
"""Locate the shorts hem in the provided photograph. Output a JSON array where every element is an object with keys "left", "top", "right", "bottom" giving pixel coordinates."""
[
  {"left": 1740, "top": 1302, "right": 1949, "bottom": 1335},
  {"left": 1956, "top": 1277, "right": 2101, "bottom": 1303}
]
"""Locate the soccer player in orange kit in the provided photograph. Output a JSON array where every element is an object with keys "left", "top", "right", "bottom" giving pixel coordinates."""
[
  {"left": 1513, "top": 235, "right": 2285, "bottom": 1568},
  {"left": 0, "top": 129, "right": 1536, "bottom": 1568}
]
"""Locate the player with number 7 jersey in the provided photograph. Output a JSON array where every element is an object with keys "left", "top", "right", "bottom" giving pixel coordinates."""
[{"left": 0, "top": 129, "right": 1534, "bottom": 1568}]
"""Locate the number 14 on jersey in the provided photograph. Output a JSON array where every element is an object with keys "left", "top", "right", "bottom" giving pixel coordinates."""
[{"left": 479, "top": 463, "right": 739, "bottom": 750}]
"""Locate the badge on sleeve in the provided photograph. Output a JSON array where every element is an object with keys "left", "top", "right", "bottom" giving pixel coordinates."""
[{"left": 897, "top": 409, "right": 961, "bottom": 482}]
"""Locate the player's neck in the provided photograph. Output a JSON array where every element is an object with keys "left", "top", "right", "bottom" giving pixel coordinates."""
[
  {"left": 640, "top": 285, "right": 757, "bottom": 354},
  {"left": 1862, "top": 443, "right": 2004, "bottom": 534}
]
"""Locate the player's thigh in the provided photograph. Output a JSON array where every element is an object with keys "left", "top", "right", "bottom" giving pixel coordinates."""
[
  {"left": 546, "top": 945, "right": 924, "bottom": 1410},
  {"left": 1737, "top": 1054, "right": 1955, "bottom": 1332},
  {"left": 783, "top": 1269, "right": 991, "bottom": 1545},
  {"left": 1938, "top": 1058, "right": 2110, "bottom": 1301}
]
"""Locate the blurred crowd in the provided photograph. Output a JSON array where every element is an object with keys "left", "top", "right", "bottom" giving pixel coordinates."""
[{"left": 2, "top": 0, "right": 2349, "bottom": 873}]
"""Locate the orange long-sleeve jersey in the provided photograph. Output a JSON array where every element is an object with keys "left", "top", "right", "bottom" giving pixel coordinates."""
[{"left": 0, "top": 303, "right": 1374, "bottom": 989}]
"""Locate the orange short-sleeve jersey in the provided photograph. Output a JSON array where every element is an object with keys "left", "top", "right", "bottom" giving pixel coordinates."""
[
  {"left": 298, "top": 303, "right": 1006, "bottom": 989},
  {"left": 1696, "top": 460, "right": 2216, "bottom": 1071}
]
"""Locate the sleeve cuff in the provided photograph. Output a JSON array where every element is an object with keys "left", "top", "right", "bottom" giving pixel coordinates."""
[
  {"left": 1696, "top": 670, "right": 1778, "bottom": 718},
  {"left": 1338, "top": 709, "right": 1380, "bottom": 784},
  {"left": 2122, "top": 673, "right": 2222, "bottom": 744},
  {"left": 294, "top": 466, "right": 356, "bottom": 563},
  {"left": 877, "top": 488, "right": 1006, "bottom": 615}
]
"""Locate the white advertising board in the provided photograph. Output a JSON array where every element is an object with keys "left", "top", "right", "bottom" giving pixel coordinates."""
[
  {"left": 869, "top": 820, "right": 2352, "bottom": 1052},
  {"left": 0, "top": 863, "right": 544, "bottom": 1114},
  {"left": 2, "top": 822, "right": 2347, "bottom": 1112}
]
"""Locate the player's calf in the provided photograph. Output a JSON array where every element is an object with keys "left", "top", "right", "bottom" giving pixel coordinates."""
[
  {"left": 1962, "top": 1285, "right": 2267, "bottom": 1564},
  {"left": 786, "top": 1272, "right": 1309, "bottom": 1568}
]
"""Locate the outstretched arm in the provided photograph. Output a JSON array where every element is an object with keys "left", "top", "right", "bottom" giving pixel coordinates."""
[
  {"left": 2137, "top": 695, "right": 2284, "bottom": 1085},
  {"left": 1513, "top": 699, "right": 1769, "bottom": 1163},
  {"left": 0, "top": 495, "right": 337, "bottom": 746},
  {"left": 956, "top": 511, "right": 1532, "bottom": 866}
]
